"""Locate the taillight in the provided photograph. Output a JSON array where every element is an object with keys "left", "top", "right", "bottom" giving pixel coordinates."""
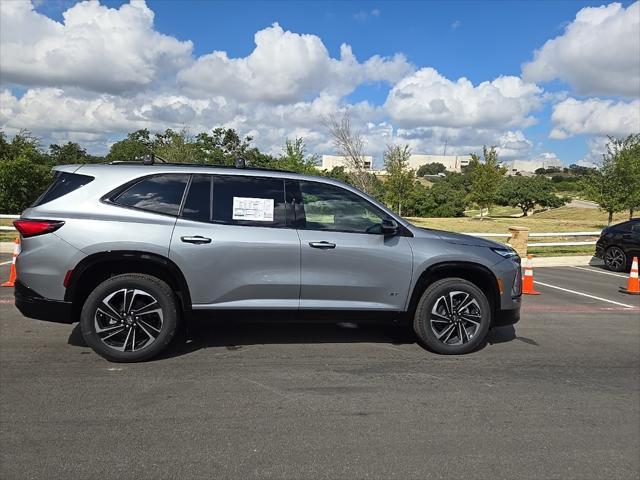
[{"left": 13, "top": 219, "right": 65, "bottom": 238}]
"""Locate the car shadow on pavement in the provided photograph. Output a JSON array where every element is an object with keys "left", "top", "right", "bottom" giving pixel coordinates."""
[{"left": 67, "top": 316, "right": 519, "bottom": 360}]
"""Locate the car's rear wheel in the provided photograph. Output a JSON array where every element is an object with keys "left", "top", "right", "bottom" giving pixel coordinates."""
[
  {"left": 80, "top": 274, "right": 179, "bottom": 362},
  {"left": 604, "top": 246, "right": 627, "bottom": 272},
  {"left": 413, "top": 278, "right": 491, "bottom": 355}
]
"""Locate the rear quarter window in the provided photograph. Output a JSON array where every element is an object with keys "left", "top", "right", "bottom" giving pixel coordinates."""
[
  {"left": 112, "top": 174, "right": 189, "bottom": 216},
  {"left": 32, "top": 171, "right": 94, "bottom": 207}
]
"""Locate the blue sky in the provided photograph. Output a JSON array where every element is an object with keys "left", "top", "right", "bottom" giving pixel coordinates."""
[{"left": 2, "top": 0, "right": 639, "bottom": 166}]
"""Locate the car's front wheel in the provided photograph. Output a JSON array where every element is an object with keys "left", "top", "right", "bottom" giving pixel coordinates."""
[
  {"left": 604, "top": 246, "right": 627, "bottom": 272},
  {"left": 413, "top": 278, "right": 491, "bottom": 355},
  {"left": 80, "top": 274, "right": 179, "bottom": 362}
]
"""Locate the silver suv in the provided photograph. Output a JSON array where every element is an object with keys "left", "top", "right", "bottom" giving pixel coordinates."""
[{"left": 14, "top": 162, "right": 521, "bottom": 362}]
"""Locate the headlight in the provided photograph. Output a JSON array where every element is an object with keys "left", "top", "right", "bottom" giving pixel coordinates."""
[{"left": 491, "top": 247, "right": 520, "bottom": 263}]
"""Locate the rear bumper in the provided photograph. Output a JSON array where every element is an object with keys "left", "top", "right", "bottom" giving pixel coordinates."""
[{"left": 14, "top": 281, "right": 74, "bottom": 324}]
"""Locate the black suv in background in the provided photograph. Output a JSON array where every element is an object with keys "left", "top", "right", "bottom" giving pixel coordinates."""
[{"left": 596, "top": 219, "right": 640, "bottom": 271}]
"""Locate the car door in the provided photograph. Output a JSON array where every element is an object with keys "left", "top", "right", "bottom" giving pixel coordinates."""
[
  {"left": 169, "top": 174, "right": 301, "bottom": 309},
  {"left": 290, "top": 179, "right": 414, "bottom": 311},
  {"left": 624, "top": 222, "right": 640, "bottom": 259}
]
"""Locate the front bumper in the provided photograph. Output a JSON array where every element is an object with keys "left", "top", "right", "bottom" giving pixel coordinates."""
[
  {"left": 493, "top": 301, "right": 521, "bottom": 327},
  {"left": 14, "top": 281, "right": 74, "bottom": 324}
]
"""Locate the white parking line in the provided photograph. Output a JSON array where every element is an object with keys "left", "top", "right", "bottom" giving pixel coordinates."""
[
  {"left": 570, "top": 266, "right": 628, "bottom": 278},
  {"left": 0, "top": 260, "right": 12, "bottom": 266},
  {"left": 533, "top": 280, "right": 636, "bottom": 309}
]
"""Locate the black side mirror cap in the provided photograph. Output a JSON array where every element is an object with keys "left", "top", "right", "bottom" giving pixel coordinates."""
[{"left": 381, "top": 219, "right": 399, "bottom": 235}]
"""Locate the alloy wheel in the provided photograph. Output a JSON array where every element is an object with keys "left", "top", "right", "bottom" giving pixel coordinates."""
[
  {"left": 430, "top": 290, "right": 482, "bottom": 345},
  {"left": 605, "top": 247, "right": 626, "bottom": 271},
  {"left": 94, "top": 288, "right": 164, "bottom": 352}
]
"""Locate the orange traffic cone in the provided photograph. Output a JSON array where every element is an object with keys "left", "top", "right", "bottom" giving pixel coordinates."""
[
  {"left": 522, "top": 254, "right": 540, "bottom": 295},
  {"left": 620, "top": 256, "right": 640, "bottom": 295},
  {"left": 2, "top": 237, "right": 20, "bottom": 287}
]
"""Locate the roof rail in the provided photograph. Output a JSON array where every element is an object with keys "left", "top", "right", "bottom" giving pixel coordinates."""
[{"left": 107, "top": 157, "right": 297, "bottom": 174}]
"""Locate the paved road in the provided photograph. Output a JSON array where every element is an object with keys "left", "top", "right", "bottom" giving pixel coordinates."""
[
  {"left": 1, "top": 256, "right": 638, "bottom": 479},
  {"left": 567, "top": 199, "right": 599, "bottom": 209}
]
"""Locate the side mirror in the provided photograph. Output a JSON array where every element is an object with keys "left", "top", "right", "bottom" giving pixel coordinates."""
[{"left": 381, "top": 219, "right": 399, "bottom": 236}]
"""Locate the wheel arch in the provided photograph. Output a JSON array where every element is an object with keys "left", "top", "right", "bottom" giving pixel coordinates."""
[
  {"left": 64, "top": 251, "right": 192, "bottom": 323},
  {"left": 407, "top": 261, "right": 501, "bottom": 321}
]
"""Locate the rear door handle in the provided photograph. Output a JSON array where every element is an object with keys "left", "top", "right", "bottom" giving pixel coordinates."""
[
  {"left": 309, "top": 241, "right": 336, "bottom": 249},
  {"left": 181, "top": 236, "right": 212, "bottom": 245}
]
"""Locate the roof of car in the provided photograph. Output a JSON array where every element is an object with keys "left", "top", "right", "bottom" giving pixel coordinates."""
[{"left": 52, "top": 161, "right": 355, "bottom": 196}]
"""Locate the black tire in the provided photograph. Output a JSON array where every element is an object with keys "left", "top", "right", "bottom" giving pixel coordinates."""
[
  {"left": 604, "top": 246, "right": 628, "bottom": 272},
  {"left": 413, "top": 278, "right": 491, "bottom": 355},
  {"left": 80, "top": 274, "right": 179, "bottom": 362}
]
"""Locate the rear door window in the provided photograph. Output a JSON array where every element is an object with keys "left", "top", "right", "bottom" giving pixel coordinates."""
[
  {"left": 211, "top": 175, "right": 286, "bottom": 227},
  {"left": 182, "top": 175, "right": 212, "bottom": 222},
  {"left": 33, "top": 171, "right": 94, "bottom": 207},
  {"left": 113, "top": 174, "right": 189, "bottom": 216}
]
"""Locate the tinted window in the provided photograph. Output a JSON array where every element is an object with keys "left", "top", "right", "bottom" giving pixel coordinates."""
[
  {"left": 298, "top": 181, "right": 386, "bottom": 233},
  {"left": 33, "top": 172, "right": 94, "bottom": 207},
  {"left": 212, "top": 176, "right": 286, "bottom": 227},
  {"left": 114, "top": 174, "right": 188, "bottom": 216},
  {"left": 614, "top": 221, "right": 638, "bottom": 233},
  {"left": 182, "top": 175, "right": 212, "bottom": 222}
]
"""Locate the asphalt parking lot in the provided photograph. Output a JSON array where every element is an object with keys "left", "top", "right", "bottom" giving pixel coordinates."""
[{"left": 1, "top": 253, "right": 638, "bottom": 480}]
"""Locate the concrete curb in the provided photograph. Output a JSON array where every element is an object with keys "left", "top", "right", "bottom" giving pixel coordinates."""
[{"left": 532, "top": 255, "right": 604, "bottom": 268}]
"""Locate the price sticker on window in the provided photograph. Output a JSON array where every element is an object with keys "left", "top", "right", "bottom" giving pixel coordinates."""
[{"left": 232, "top": 197, "right": 274, "bottom": 222}]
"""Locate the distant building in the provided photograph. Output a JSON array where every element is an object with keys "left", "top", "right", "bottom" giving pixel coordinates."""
[
  {"left": 319, "top": 155, "right": 374, "bottom": 171},
  {"left": 319, "top": 153, "right": 471, "bottom": 174},
  {"left": 507, "top": 157, "right": 563, "bottom": 174},
  {"left": 407, "top": 154, "right": 471, "bottom": 173}
]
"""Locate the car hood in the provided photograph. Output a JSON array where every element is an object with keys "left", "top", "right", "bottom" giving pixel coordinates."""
[{"left": 413, "top": 227, "right": 506, "bottom": 249}]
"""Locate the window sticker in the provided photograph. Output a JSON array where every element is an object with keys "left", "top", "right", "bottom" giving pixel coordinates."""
[{"left": 232, "top": 197, "right": 274, "bottom": 222}]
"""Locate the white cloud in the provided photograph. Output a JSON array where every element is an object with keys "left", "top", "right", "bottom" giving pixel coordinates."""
[
  {"left": 522, "top": 2, "right": 640, "bottom": 96},
  {"left": 450, "top": 20, "right": 461, "bottom": 31},
  {"left": 0, "top": 0, "right": 193, "bottom": 93},
  {"left": 577, "top": 136, "right": 609, "bottom": 166},
  {"left": 354, "top": 9, "right": 381, "bottom": 21},
  {"left": 178, "top": 23, "right": 412, "bottom": 103},
  {"left": 385, "top": 68, "right": 543, "bottom": 129},
  {"left": 550, "top": 97, "right": 640, "bottom": 139},
  {"left": 496, "top": 130, "right": 534, "bottom": 159}
]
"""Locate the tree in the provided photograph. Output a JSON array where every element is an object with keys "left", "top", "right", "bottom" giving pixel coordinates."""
[
  {"left": 273, "top": 138, "right": 318, "bottom": 174},
  {"left": 399, "top": 173, "right": 469, "bottom": 218},
  {"left": 106, "top": 129, "right": 153, "bottom": 162},
  {"left": 0, "top": 130, "right": 51, "bottom": 213},
  {"left": 194, "top": 127, "right": 264, "bottom": 165},
  {"left": 581, "top": 135, "right": 637, "bottom": 224},
  {"left": 322, "top": 166, "right": 352, "bottom": 184},
  {"left": 609, "top": 134, "right": 640, "bottom": 219},
  {"left": 153, "top": 128, "right": 207, "bottom": 163},
  {"left": 49, "top": 141, "right": 101, "bottom": 164},
  {"left": 417, "top": 162, "right": 446, "bottom": 177},
  {"left": 465, "top": 146, "right": 505, "bottom": 220},
  {"left": 383, "top": 145, "right": 414, "bottom": 215},
  {"left": 498, "top": 175, "right": 566, "bottom": 216},
  {"left": 326, "top": 112, "right": 374, "bottom": 193}
]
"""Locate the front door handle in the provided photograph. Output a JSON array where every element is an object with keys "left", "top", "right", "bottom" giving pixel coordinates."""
[
  {"left": 309, "top": 241, "right": 336, "bottom": 249},
  {"left": 181, "top": 236, "right": 212, "bottom": 245}
]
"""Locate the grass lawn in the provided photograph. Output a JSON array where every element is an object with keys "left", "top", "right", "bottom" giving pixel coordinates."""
[
  {"left": 405, "top": 206, "right": 631, "bottom": 233},
  {"left": 0, "top": 217, "right": 18, "bottom": 242}
]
